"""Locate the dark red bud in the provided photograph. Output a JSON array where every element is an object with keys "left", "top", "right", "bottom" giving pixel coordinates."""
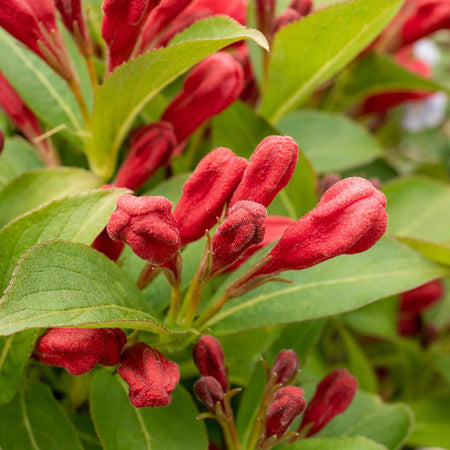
[
  {"left": 299, "top": 369, "right": 357, "bottom": 436},
  {"left": 162, "top": 52, "right": 244, "bottom": 143},
  {"left": 401, "top": 279, "right": 444, "bottom": 314},
  {"left": 118, "top": 342, "right": 180, "bottom": 408},
  {"left": 254, "top": 177, "right": 387, "bottom": 276},
  {"left": 290, "top": 0, "right": 313, "bottom": 15},
  {"left": 265, "top": 386, "right": 306, "bottom": 438},
  {"left": 398, "top": 311, "right": 422, "bottom": 336},
  {"left": 36, "top": 328, "right": 127, "bottom": 375},
  {"left": 194, "top": 376, "right": 225, "bottom": 413},
  {"left": 212, "top": 201, "right": 267, "bottom": 274},
  {"left": 115, "top": 122, "right": 177, "bottom": 191},
  {"left": 174, "top": 147, "right": 247, "bottom": 245},
  {"left": 107, "top": 194, "right": 181, "bottom": 265},
  {"left": 228, "top": 136, "right": 298, "bottom": 209},
  {"left": 271, "top": 349, "right": 300, "bottom": 385},
  {"left": 55, "top": 0, "right": 90, "bottom": 51},
  {"left": 193, "top": 335, "right": 228, "bottom": 391},
  {"left": 273, "top": 8, "right": 302, "bottom": 33}
]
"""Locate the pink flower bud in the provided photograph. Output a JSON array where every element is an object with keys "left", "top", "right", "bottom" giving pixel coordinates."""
[
  {"left": 254, "top": 177, "right": 387, "bottom": 276},
  {"left": 92, "top": 229, "right": 125, "bottom": 261},
  {"left": 36, "top": 328, "right": 127, "bottom": 375},
  {"left": 115, "top": 122, "right": 177, "bottom": 191},
  {"left": 212, "top": 201, "right": 267, "bottom": 274},
  {"left": 194, "top": 376, "right": 225, "bottom": 413},
  {"left": 271, "top": 349, "right": 300, "bottom": 385},
  {"left": 118, "top": 343, "right": 180, "bottom": 408},
  {"left": 401, "top": 279, "right": 444, "bottom": 314},
  {"left": 107, "top": 194, "right": 181, "bottom": 265},
  {"left": 193, "top": 335, "right": 228, "bottom": 391},
  {"left": 102, "top": 0, "right": 156, "bottom": 73},
  {"left": 55, "top": 0, "right": 90, "bottom": 52},
  {"left": 162, "top": 52, "right": 244, "bottom": 143},
  {"left": 273, "top": 9, "right": 302, "bottom": 33},
  {"left": 290, "top": 0, "right": 313, "bottom": 15},
  {"left": 265, "top": 386, "right": 306, "bottom": 438},
  {"left": 299, "top": 369, "right": 357, "bottom": 436},
  {"left": 228, "top": 136, "right": 298, "bottom": 209},
  {"left": 174, "top": 147, "right": 247, "bottom": 245}
]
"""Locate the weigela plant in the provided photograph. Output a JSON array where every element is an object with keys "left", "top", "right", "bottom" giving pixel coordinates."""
[{"left": 0, "top": 0, "right": 449, "bottom": 448}]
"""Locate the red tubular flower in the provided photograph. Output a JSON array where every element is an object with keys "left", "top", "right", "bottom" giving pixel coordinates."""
[
  {"left": 273, "top": 9, "right": 302, "bottom": 33},
  {"left": 228, "top": 136, "right": 298, "bottom": 209},
  {"left": 115, "top": 122, "right": 177, "bottom": 191},
  {"left": 290, "top": 0, "right": 313, "bottom": 16},
  {"left": 194, "top": 376, "right": 225, "bottom": 413},
  {"left": 55, "top": 0, "right": 90, "bottom": 53},
  {"left": 271, "top": 349, "right": 300, "bottom": 385},
  {"left": 118, "top": 343, "right": 180, "bottom": 408},
  {"left": 174, "top": 147, "right": 247, "bottom": 245},
  {"left": 253, "top": 177, "right": 387, "bottom": 277},
  {"left": 401, "top": 279, "right": 444, "bottom": 314},
  {"left": 92, "top": 228, "right": 125, "bottom": 261},
  {"left": 265, "top": 386, "right": 306, "bottom": 438},
  {"left": 162, "top": 52, "right": 244, "bottom": 143},
  {"left": 299, "top": 369, "right": 357, "bottom": 437},
  {"left": 193, "top": 335, "right": 228, "bottom": 391},
  {"left": 35, "top": 328, "right": 127, "bottom": 375},
  {"left": 211, "top": 201, "right": 267, "bottom": 274},
  {"left": 184, "top": 0, "right": 248, "bottom": 24},
  {"left": 102, "top": 0, "right": 156, "bottom": 73},
  {"left": 107, "top": 194, "right": 181, "bottom": 265}
]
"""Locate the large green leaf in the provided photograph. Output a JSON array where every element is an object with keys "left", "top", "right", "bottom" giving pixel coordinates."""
[
  {"left": 324, "top": 52, "right": 449, "bottom": 112},
  {"left": 90, "top": 370, "right": 208, "bottom": 450},
  {"left": 260, "top": 0, "right": 403, "bottom": 122},
  {"left": 0, "top": 382, "right": 83, "bottom": 450},
  {"left": 0, "top": 168, "right": 101, "bottom": 228},
  {"left": 0, "top": 29, "right": 84, "bottom": 144},
  {"left": 205, "top": 238, "right": 447, "bottom": 334},
  {"left": 91, "top": 17, "right": 268, "bottom": 178},
  {"left": 278, "top": 110, "right": 383, "bottom": 173},
  {"left": 0, "top": 240, "right": 180, "bottom": 336},
  {"left": 288, "top": 437, "right": 386, "bottom": 450}
]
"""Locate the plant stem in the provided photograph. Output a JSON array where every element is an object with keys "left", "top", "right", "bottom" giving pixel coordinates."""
[
  {"left": 67, "top": 76, "right": 91, "bottom": 126},
  {"left": 166, "top": 284, "right": 181, "bottom": 326},
  {"left": 85, "top": 53, "right": 98, "bottom": 92},
  {"left": 137, "top": 263, "right": 158, "bottom": 290},
  {"left": 193, "top": 292, "right": 229, "bottom": 330},
  {"left": 180, "top": 272, "right": 205, "bottom": 327}
]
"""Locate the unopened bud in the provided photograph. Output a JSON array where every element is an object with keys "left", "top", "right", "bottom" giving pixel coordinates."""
[
  {"left": 194, "top": 376, "right": 225, "bottom": 413},
  {"left": 193, "top": 335, "right": 228, "bottom": 391},
  {"left": 271, "top": 349, "right": 300, "bottom": 385},
  {"left": 273, "top": 9, "right": 302, "bottom": 33},
  {"left": 118, "top": 342, "right": 180, "bottom": 408},
  {"left": 107, "top": 194, "right": 181, "bottom": 265},
  {"left": 290, "top": 0, "right": 313, "bottom": 15},
  {"left": 174, "top": 147, "right": 247, "bottom": 245},
  {"left": 401, "top": 279, "right": 444, "bottom": 314},
  {"left": 55, "top": 0, "right": 90, "bottom": 53}
]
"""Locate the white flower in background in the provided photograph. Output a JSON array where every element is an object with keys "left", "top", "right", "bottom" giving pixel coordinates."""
[{"left": 413, "top": 39, "right": 441, "bottom": 67}]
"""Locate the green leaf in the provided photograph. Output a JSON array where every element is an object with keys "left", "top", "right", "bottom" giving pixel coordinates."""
[
  {"left": 288, "top": 437, "right": 386, "bottom": 450},
  {"left": 0, "top": 382, "right": 83, "bottom": 449},
  {"left": 278, "top": 110, "right": 383, "bottom": 173},
  {"left": 0, "top": 168, "right": 101, "bottom": 228},
  {"left": 0, "top": 29, "right": 84, "bottom": 144},
  {"left": 395, "top": 237, "right": 450, "bottom": 266},
  {"left": 260, "top": 0, "right": 403, "bottom": 122},
  {"left": 0, "top": 240, "right": 180, "bottom": 336},
  {"left": 0, "top": 138, "right": 43, "bottom": 189},
  {"left": 324, "top": 52, "right": 449, "bottom": 111},
  {"left": 91, "top": 17, "right": 268, "bottom": 178},
  {"left": 206, "top": 238, "right": 447, "bottom": 335},
  {"left": 384, "top": 176, "right": 450, "bottom": 244},
  {"left": 90, "top": 370, "right": 208, "bottom": 450}
]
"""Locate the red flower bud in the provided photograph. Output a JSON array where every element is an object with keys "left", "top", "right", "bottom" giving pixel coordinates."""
[
  {"left": 118, "top": 343, "right": 180, "bottom": 408},
  {"left": 102, "top": 0, "right": 156, "bottom": 73},
  {"left": 193, "top": 335, "right": 228, "bottom": 391},
  {"left": 92, "top": 228, "right": 125, "bottom": 261},
  {"left": 271, "top": 349, "right": 300, "bottom": 385},
  {"left": 398, "top": 311, "right": 421, "bottom": 336},
  {"left": 194, "top": 376, "right": 225, "bottom": 413},
  {"left": 174, "top": 147, "right": 247, "bottom": 245},
  {"left": 107, "top": 194, "right": 181, "bottom": 265},
  {"left": 55, "top": 0, "right": 90, "bottom": 52},
  {"left": 184, "top": 0, "right": 248, "bottom": 24},
  {"left": 265, "top": 386, "right": 306, "bottom": 438},
  {"left": 254, "top": 177, "right": 387, "bottom": 276},
  {"left": 273, "top": 9, "right": 302, "bottom": 33},
  {"left": 212, "top": 201, "right": 267, "bottom": 274},
  {"left": 228, "top": 136, "right": 298, "bottom": 209},
  {"left": 401, "top": 279, "right": 444, "bottom": 314},
  {"left": 299, "top": 369, "right": 357, "bottom": 437},
  {"left": 290, "top": 0, "right": 313, "bottom": 15},
  {"left": 115, "top": 122, "right": 177, "bottom": 191},
  {"left": 36, "top": 328, "right": 127, "bottom": 375},
  {"left": 162, "top": 52, "right": 244, "bottom": 143}
]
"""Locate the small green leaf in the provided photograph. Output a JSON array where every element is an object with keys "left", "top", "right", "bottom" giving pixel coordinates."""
[
  {"left": 0, "top": 240, "right": 180, "bottom": 336},
  {"left": 278, "top": 110, "right": 383, "bottom": 173},
  {"left": 91, "top": 17, "right": 268, "bottom": 178},
  {"left": 90, "top": 370, "right": 208, "bottom": 450},
  {"left": 0, "top": 168, "right": 102, "bottom": 228},
  {"left": 260, "top": 0, "right": 404, "bottom": 122},
  {"left": 395, "top": 237, "right": 450, "bottom": 266},
  {"left": 288, "top": 437, "right": 386, "bottom": 450},
  {"left": 0, "top": 382, "right": 83, "bottom": 449}
]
